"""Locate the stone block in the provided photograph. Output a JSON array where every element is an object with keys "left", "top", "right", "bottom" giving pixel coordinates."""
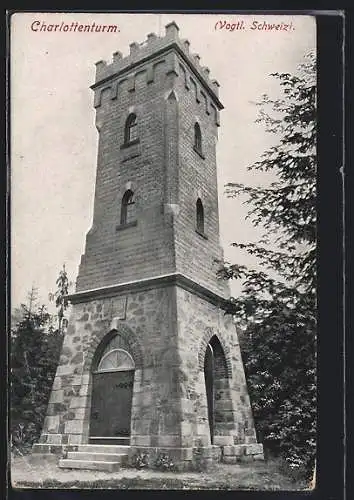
[
  {"left": 176, "top": 447, "right": 193, "bottom": 461},
  {"left": 214, "top": 379, "right": 229, "bottom": 389},
  {"left": 44, "top": 416, "right": 60, "bottom": 433},
  {"left": 245, "top": 443, "right": 264, "bottom": 455},
  {"left": 139, "top": 392, "right": 152, "bottom": 406},
  {"left": 130, "top": 435, "right": 151, "bottom": 446},
  {"left": 64, "top": 420, "right": 83, "bottom": 434},
  {"left": 62, "top": 346, "right": 74, "bottom": 357},
  {"left": 72, "top": 375, "right": 83, "bottom": 386},
  {"left": 131, "top": 418, "right": 151, "bottom": 434},
  {"left": 50, "top": 390, "right": 64, "bottom": 404},
  {"left": 45, "top": 404, "right": 56, "bottom": 417},
  {"left": 180, "top": 434, "right": 194, "bottom": 447},
  {"left": 215, "top": 389, "right": 231, "bottom": 400},
  {"left": 69, "top": 396, "right": 88, "bottom": 409},
  {"left": 142, "top": 368, "right": 154, "bottom": 382},
  {"left": 68, "top": 434, "right": 84, "bottom": 445},
  {"left": 45, "top": 434, "right": 63, "bottom": 444},
  {"left": 254, "top": 453, "right": 265, "bottom": 461},
  {"left": 81, "top": 373, "right": 90, "bottom": 385},
  {"left": 79, "top": 385, "right": 91, "bottom": 397},
  {"left": 193, "top": 445, "right": 215, "bottom": 459},
  {"left": 215, "top": 400, "right": 234, "bottom": 411},
  {"left": 196, "top": 423, "right": 209, "bottom": 435},
  {"left": 71, "top": 352, "right": 84, "bottom": 365},
  {"left": 181, "top": 398, "right": 194, "bottom": 413},
  {"left": 158, "top": 435, "right": 181, "bottom": 447},
  {"left": 223, "top": 444, "right": 246, "bottom": 457},
  {"left": 193, "top": 435, "right": 210, "bottom": 447},
  {"left": 218, "top": 422, "right": 237, "bottom": 431},
  {"left": 133, "top": 369, "right": 143, "bottom": 385},
  {"left": 180, "top": 421, "right": 192, "bottom": 435},
  {"left": 52, "top": 377, "right": 62, "bottom": 390},
  {"left": 74, "top": 408, "right": 88, "bottom": 419},
  {"left": 213, "top": 435, "right": 234, "bottom": 446},
  {"left": 58, "top": 401, "right": 71, "bottom": 414},
  {"left": 57, "top": 365, "right": 74, "bottom": 376},
  {"left": 211, "top": 445, "right": 222, "bottom": 460}
]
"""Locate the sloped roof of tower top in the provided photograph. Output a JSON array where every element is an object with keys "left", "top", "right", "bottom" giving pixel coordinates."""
[{"left": 91, "top": 20, "right": 223, "bottom": 109}]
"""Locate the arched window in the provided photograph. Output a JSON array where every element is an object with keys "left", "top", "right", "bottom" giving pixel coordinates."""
[
  {"left": 124, "top": 113, "right": 138, "bottom": 144},
  {"left": 196, "top": 198, "right": 205, "bottom": 234},
  {"left": 194, "top": 122, "right": 202, "bottom": 153},
  {"left": 97, "top": 349, "right": 135, "bottom": 373},
  {"left": 121, "top": 190, "right": 135, "bottom": 225}
]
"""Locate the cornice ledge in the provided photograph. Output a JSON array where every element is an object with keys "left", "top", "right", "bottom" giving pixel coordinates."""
[{"left": 68, "top": 272, "right": 230, "bottom": 309}]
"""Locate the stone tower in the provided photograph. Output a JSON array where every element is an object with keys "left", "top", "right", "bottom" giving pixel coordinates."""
[{"left": 33, "top": 21, "right": 263, "bottom": 469}]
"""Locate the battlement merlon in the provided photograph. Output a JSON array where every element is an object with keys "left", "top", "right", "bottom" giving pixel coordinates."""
[{"left": 91, "top": 21, "right": 223, "bottom": 110}]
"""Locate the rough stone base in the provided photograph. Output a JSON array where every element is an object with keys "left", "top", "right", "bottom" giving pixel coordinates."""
[
  {"left": 221, "top": 443, "right": 264, "bottom": 463},
  {"left": 128, "top": 445, "right": 223, "bottom": 471},
  {"left": 32, "top": 441, "right": 263, "bottom": 470},
  {"left": 128, "top": 446, "right": 191, "bottom": 471}
]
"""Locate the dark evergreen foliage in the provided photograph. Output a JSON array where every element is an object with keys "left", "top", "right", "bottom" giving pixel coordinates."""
[
  {"left": 10, "top": 286, "right": 65, "bottom": 453},
  {"left": 218, "top": 52, "right": 316, "bottom": 477}
]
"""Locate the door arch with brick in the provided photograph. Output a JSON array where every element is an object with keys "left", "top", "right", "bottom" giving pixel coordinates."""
[{"left": 90, "top": 335, "right": 135, "bottom": 445}]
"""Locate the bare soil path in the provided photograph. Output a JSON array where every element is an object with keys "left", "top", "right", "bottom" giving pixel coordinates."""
[{"left": 10, "top": 454, "right": 310, "bottom": 490}]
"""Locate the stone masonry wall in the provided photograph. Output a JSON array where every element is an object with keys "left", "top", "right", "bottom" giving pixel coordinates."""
[
  {"left": 175, "top": 287, "right": 259, "bottom": 448},
  {"left": 38, "top": 285, "right": 182, "bottom": 448},
  {"left": 173, "top": 60, "right": 227, "bottom": 299},
  {"left": 76, "top": 61, "right": 177, "bottom": 292},
  {"left": 76, "top": 24, "right": 224, "bottom": 297},
  {"left": 35, "top": 281, "right": 263, "bottom": 465}
]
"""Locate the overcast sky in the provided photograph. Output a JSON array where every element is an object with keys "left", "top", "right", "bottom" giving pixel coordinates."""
[{"left": 10, "top": 12, "right": 316, "bottom": 310}]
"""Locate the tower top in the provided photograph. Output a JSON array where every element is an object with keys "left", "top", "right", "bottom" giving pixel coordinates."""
[{"left": 92, "top": 21, "right": 221, "bottom": 105}]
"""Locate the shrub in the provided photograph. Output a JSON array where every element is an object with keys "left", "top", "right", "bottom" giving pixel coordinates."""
[
  {"left": 131, "top": 452, "right": 149, "bottom": 469},
  {"left": 154, "top": 452, "right": 175, "bottom": 471}
]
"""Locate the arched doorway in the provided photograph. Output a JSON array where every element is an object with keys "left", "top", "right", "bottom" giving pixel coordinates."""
[
  {"left": 90, "top": 340, "right": 135, "bottom": 445},
  {"left": 204, "top": 335, "right": 229, "bottom": 444},
  {"left": 204, "top": 343, "right": 214, "bottom": 443}
]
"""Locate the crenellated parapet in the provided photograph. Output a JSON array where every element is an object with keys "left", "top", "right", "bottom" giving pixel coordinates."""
[{"left": 91, "top": 21, "right": 223, "bottom": 123}]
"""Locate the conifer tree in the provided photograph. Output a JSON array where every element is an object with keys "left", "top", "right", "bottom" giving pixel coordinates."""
[
  {"left": 11, "top": 283, "right": 64, "bottom": 452},
  {"left": 219, "top": 52, "right": 316, "bottom": 476}
]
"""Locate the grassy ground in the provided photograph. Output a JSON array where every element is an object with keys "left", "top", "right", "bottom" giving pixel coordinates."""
[{"left": 10, "top": 453, "right": 311, "bottom": 490}]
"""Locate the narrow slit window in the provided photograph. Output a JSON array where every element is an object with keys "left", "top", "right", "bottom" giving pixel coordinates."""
[
  {"left": 194, "top": 122, "right": 202, "bottom": 153},
  {"left": 121, "top": 190, "right": 135, "bottom": 225},
  {"left": 196, "top": 198, "right": 205, "bottom": 234},
  {"left": 124, "top": 113, "right": 138, "bottom": 144}
]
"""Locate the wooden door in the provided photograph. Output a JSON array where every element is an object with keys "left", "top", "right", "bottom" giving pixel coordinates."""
[{"left": 90, "top": 369, "right": 134, "bottom": 438}]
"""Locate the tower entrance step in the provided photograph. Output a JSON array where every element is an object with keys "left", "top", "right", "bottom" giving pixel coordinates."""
[{"left": 58, "top": 444, "right": 130, "bottom": 472}]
